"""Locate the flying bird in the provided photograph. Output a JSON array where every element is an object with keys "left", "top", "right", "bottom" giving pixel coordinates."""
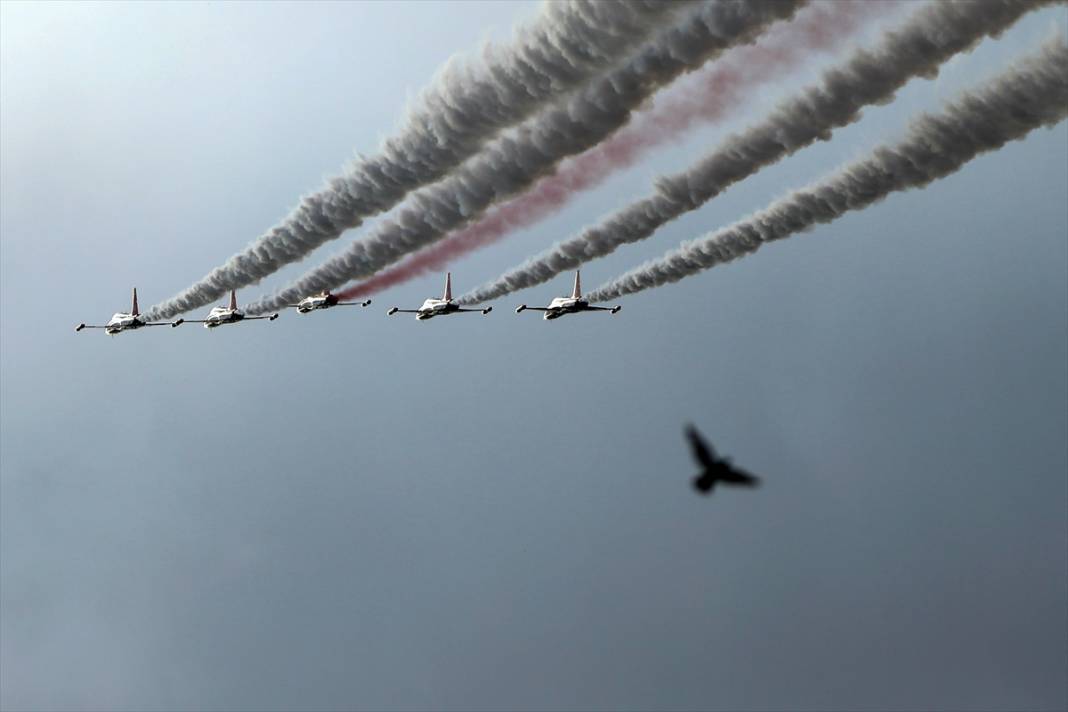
[{"left": 685, "top": 425, "right": 760, "bottom": 495}]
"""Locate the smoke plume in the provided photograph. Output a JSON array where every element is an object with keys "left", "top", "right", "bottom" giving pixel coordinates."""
[
  {"left": 145, "top": 1, "right": 687, "bottom": 319},
  {"left": 460, "top": 0, "right": 1059, "bottom": 305},
  {"left": 585, "top": 38, "right": 1068, "bottom": 302},
  {"left": 335, "top": 0, "right": 897, "bottom": 301},
  {"left": 242, "top": 0, "right": 806, "bottom": 314}
]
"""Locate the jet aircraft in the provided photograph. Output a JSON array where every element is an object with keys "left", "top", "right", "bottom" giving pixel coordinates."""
[
  {"left": 75, "top": 288, "right": 175, "bottom": 334},
  {"left": 287, "top": 291, "right": 372, "bottom": 314},
  {"left": 515, "top": 271, "right": 620, "bottom": 319},
  {"left": 387, "top": 273, "right": 492, "bottom": 320},
  {"left": 173, "top": 290, "right": 279, "bottom": 329},
  {"left": 685, "top": 424, "right": 761, "bottom": 494}
]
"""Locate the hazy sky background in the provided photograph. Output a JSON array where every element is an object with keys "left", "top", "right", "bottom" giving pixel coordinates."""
[{"left": 2, "top": 2, "right": 1066, "bottom": 710}]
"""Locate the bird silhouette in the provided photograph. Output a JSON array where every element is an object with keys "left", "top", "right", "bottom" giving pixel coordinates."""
[{"left": 685, "top": 424, "right": 761, "bottom": 495}]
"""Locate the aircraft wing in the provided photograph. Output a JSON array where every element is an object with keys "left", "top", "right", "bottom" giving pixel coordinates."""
[
  {"left": 337, "top": 300, "right": 372, "bottom": 307},
  {"left": 685, "top": 425, "right": 717, "bottom": 469},
  {"left": 515, "top": 305, "right": 549, "bottom": 313},
  {"left": 75, "top": 323, "right": 107, "bottom": 331}
]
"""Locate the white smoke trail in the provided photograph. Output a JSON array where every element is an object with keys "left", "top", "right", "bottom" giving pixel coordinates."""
[
  {"left": 240, "top": 0, "right": 806, "bottom": 315},
  {"left": 145, "top": 1, "right": 688, "bottom": 319},
  {"left": 460, "top": 0, "right": 1060, "bottom": 305},
  {"left": 585, "top": 38, "right": 1068, "bottom": 302}
]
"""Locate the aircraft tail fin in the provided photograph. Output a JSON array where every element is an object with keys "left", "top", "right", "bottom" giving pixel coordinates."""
[
  {"left": 131, "top": 287, "right": 139, "bottom": 316},
  {"left": 443, "top": 272, "right": 453, "bottom": 301},
  {"left": 228, "top": 289, "right": 238, "bottom": 311},
  {"left": 571, "top": 270, "right": 582, "bottom": 299}
]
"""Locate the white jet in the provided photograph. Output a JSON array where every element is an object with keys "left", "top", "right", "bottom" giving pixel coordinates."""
[
  {"left": 173, "top": 290, "right": 279, "bottom": 329},
  {"left": 387, "top": 273, "right": 492, "bottom": 320},
  {"left": 76, "top": 288, "right": 176, "bottom": 334},
  {"left": 515, "top": 271, "right": 621, "bottom": 320},
  {"left": 286, "top": 291, "right": 372, "bottom": 314}
]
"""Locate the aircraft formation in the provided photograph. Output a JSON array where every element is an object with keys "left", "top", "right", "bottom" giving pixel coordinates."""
[
  {"left": 74, "top": 270, "right": 618, "bottom": 334},
  {"left": 75, "top": 2, "right": 1066, "bottom": 339}
]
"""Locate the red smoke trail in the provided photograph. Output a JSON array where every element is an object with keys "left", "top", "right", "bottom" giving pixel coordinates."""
[{"left": 337, "top": 1, "right": 894, "bottom": 300}]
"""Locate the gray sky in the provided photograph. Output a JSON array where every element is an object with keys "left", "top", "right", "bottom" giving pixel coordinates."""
[{"left": 2, "top": 2, "right": 1066, "bottom": 710}]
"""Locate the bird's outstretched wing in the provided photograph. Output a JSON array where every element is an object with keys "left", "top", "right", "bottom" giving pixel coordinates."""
[
  {"left": 720, "top": 466, "right": 760, "bottom": 487},
  {"left": 685, "top": 424, "right": 716, "bottom": 468}
]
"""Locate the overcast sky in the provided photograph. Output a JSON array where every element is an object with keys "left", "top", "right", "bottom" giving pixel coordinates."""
[{"left": 2, "top": 2, "right": 1066, "bottom": 710}]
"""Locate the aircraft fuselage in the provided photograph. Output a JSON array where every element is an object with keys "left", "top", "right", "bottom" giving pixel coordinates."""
[
  {"left": 296, "top": 294, "right": 339, "bottom": 313},
  {"left": 202, "top": 307, "right": 245, "bottom": 328},
  {"left": 104, "top": 312, "right": 150, "bottom": 334},
  {"left": 542, "top": 297, "right": 589, "bottom": 320},
  {"left": 415, "top": 298, "right": 461, "bottom": 320}
]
